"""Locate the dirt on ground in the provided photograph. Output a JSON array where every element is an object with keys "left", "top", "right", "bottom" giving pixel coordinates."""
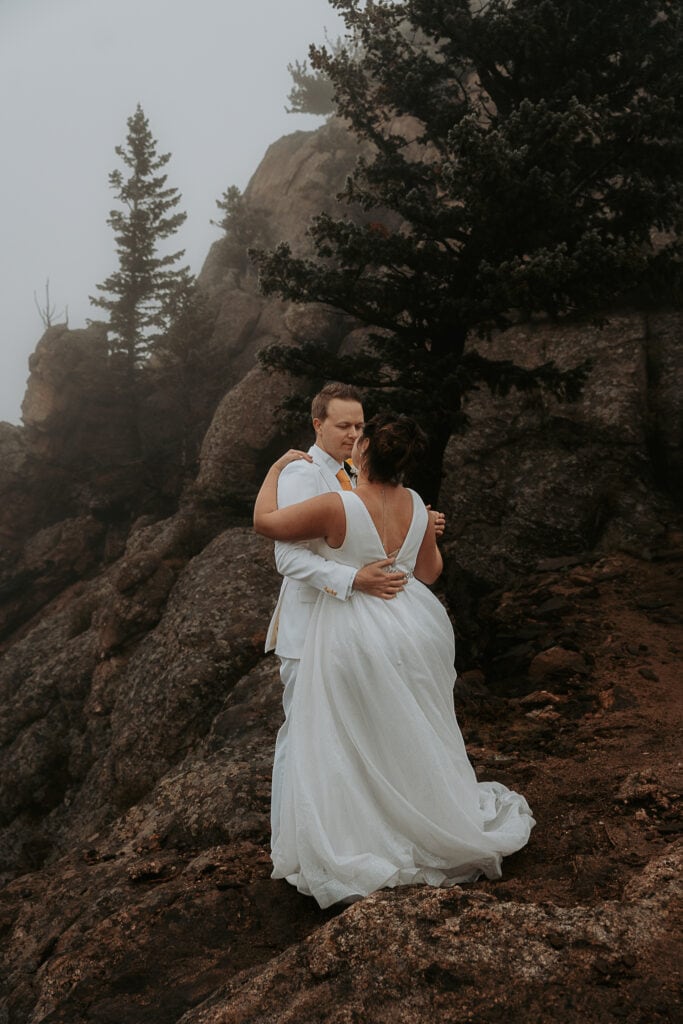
[{"left": 461, "top": 541, "right": 682, "bottom": 911}]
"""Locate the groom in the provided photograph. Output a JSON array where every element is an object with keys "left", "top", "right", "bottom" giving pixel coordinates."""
[{"left": 266, "top": 382, "right": 409, "bottom": 843}]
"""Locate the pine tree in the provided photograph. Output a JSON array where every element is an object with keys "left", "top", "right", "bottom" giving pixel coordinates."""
[
  {"left": 90, "top": 104, "right": 190, "bottom": 375},
  {"left": 253, "top": 0, "right": 683, "bottom": 498},
  {"left": 286, "top": 59, "right": 336, "bottom": 115},
  {"left": 285, "top": 34, "right": 360, "bottom": 116},
  {"left": 212, "top": 186, "right": 271, "bottom": 274}
]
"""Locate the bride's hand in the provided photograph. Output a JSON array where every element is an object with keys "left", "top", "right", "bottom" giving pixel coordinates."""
[
  {"left": 273, "top": 450, "right": 313, "bottom": 472},
  {"left": 426, "top": 505, "right": 446, "bottom": 538}
]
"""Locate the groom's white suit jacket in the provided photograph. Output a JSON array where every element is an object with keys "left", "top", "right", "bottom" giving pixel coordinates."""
[{"left": 265, "top": 444, "right": 357, "bottom": 659}]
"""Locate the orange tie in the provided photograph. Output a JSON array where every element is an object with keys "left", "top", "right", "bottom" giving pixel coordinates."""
[{"left": 336, "top": 467, "right": 353, "bottom": 491}]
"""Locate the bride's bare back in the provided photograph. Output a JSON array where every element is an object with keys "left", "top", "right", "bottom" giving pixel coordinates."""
[{"left": 352, "top": 483, "right": 415, "bottom": 557}]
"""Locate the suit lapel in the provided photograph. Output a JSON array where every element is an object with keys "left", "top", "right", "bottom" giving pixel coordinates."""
[{"left": 310, "top": 445, "right": 343, "bottom": 492}]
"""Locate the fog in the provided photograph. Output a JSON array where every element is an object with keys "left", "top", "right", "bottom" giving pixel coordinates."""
[{"left": 0, "top": 0, "right": 343, "bottom": 424}]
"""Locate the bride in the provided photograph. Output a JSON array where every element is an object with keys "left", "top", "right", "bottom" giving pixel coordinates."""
[{"left": 254, "top": 413, "right": 534, "bottom": 908}]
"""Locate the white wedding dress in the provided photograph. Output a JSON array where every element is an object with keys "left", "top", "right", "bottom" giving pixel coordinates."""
[{"left": 271, "top": 489, "right": 535, "bottom": 908}]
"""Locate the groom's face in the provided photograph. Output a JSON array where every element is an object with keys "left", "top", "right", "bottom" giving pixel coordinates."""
[{"left": 314, "top": 398, "right": 365, "bottom": 463}]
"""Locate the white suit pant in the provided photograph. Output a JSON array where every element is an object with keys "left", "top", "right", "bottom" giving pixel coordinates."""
[{"left": 270, "top": 656, "right": 299, "bottom": 848}]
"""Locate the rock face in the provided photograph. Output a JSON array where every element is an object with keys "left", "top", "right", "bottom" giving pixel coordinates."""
[
  {"left": 194, "top": 365, "right": 310, "bottom": 506},
  {"left": 20, "top": 323, "right": 145, "bottom": 497},
  {"left": 0, "top": 514, "right": 280, "bottom": 881},
  {"left": 0, "top": 114, "right": 682, "bottom": 1023},
  {"left": 197, "top": 119, "right": 366, "bottom": 391},
  {"left": 179, "top": 848, "right": 681, "bottom": 1024},
  {"left": 195, "top": 302, "right": 350, "bottom": 505},
  {"left": 0, "top": 422, "right": 32, "bottom": 548},
  {"left": 440, "top": 311, "right": 682, "bottom": 592},
  {"left": 0, "top": 542, "right": 681, "bottom": 1023},
  {"left": 22, "top": 324, "right": 109, "bottom": 444}
]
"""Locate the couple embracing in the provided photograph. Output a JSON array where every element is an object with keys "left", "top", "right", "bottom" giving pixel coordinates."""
[{"left": 254, "top": 383, "right": 534, "bottom": 909}]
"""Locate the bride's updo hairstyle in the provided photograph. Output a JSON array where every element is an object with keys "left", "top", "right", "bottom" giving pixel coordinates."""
[{"left": 360, "top": 413, "right": 427, "bottom": 484}]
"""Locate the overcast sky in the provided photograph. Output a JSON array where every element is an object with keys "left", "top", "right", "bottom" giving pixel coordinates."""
[{"left": 0, "top": 0, "right": 344, "bottom": 424}]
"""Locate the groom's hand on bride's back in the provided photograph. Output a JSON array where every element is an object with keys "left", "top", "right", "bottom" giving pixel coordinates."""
[{"left": 353, "top": 559, "right": 407, "bottom": 600}]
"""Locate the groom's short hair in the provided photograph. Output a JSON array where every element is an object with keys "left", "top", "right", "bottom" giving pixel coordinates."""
[{"left": 311, "top": 383, "right": 363, "bottom": 423}]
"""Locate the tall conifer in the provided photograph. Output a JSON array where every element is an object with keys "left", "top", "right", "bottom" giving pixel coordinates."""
[{"left": 91, "top": 104, "right": 190, "bottom": 375}]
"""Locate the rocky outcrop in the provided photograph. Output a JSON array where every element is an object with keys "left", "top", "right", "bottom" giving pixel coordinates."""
[
  {"left": 194, "top": 303, "right": 351, "bottom": 504},
  {"left": 0, "top": 422, "right": 33, "bottom": 548},
  {"left": 180, "top": 846, "right": 681, "bottom": 1024},
  {"left": 198, "top": 119, "right": 366, "bottom": 390},
  {"left": 0, "top": 514, "right": 108, "bottom": 640},
  {"left": 22, "top": 324, "right": 109, "bottom": 444},
  {"left": 0, "top": 514, "right": 281, "bottom": 882},
  {"left": 0, "top": 544, "right": 680, "bottom": 1022},
  {"left": 440, "top": 311, "right": 682, "bottom": 592},
  {"left": 194, "top": 365, "right": 309, "bottom": 506},
  {"left": 20, "top": 323, "right": 145, "bottom": 494},
  {"left": 0, "top": 111, "right": 682, "bottom": 1024}
]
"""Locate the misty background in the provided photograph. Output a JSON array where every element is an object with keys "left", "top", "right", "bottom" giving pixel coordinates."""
[{"left": 0, "top": 0, "right": 343, "bottom": 425}]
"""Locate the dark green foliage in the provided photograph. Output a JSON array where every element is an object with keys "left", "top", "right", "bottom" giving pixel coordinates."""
[
  {"left": 90, "top": 104, "right": 191, "bottom": 373},
  {"left": 254, "top": 0, "right": 683, "bottom": 495}
]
